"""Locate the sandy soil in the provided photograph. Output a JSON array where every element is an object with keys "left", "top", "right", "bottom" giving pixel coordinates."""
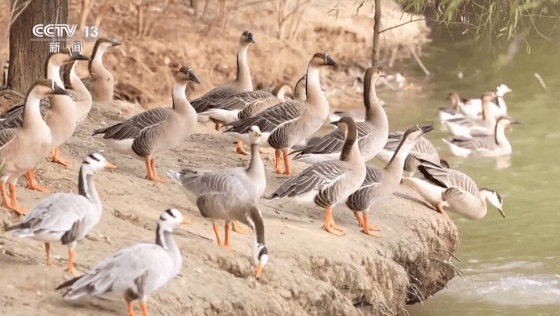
[{"left": 0, "top": 102, "right": 459, "bottom": 316}]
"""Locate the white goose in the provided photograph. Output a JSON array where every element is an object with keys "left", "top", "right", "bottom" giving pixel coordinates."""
[
  {"left": 445, "top": 92, "right": 497, "bottom": 138},
  {"left": 459, "top": 84, "right": 511, "bottom": 118}
]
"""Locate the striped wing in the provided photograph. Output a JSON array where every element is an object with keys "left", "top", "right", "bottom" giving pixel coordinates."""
[
  {"left": 93, "top": 108, "right": 171, "bottom": 140},
  {"left": 0, "top": 128, "right": 18, "bottom": 150},
  {"left": 417, "top": 160, "right": 479, "bottom": 196},
  {"left": 448, "top": 135, "right": 496, "bottom": 151},
  {"left": 225, "top": 100, "right": 306, "bottom": 134},
  {"left": 346, "top": 165, "right": 384, "bottom": 211},
  {"left": 294, "top": 122, "right": 373, "bottom": 157},
  {"left": 191, "top": 86, "right": 238, "bottom": 113},
  {"left": 209, "top": 90, "right": 275, "bottom": 112},
  {"left": 0, "top": 99, "right": 49, "bottom": 129}
]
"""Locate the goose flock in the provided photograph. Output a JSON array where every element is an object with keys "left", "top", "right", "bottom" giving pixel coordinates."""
[{"left": 0, "top": 31, "right": 516, "bottom": 315}]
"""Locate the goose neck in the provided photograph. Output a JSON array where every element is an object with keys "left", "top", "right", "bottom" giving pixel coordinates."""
[
  {"left": 494, "top": 122, "right": 509, "bottom": 147},
  {"left": 385, "top": 141, "right": 415, "bottom": 179},
  {"left": 89, "top": 45, "right": 108, "bottom": 75},
  {"left": 236, "top": 45, "right": 252, "bottom": 91},
  {"left": 22, "top": 92, "right": 44, "bottom": 129},
  {"left": 247, "top": 208, "right": 265, "bottom": 250},
  {"left": 363, "top": 78, "right": 387, "bottom": 126},
  {"left": 305, "top": 66, "right": 327, "bottom": 107},
  {"left": 172, "top": 82, "right": 195, "bottom": 116},
  {"left": 246, "top": 143, "right": 264, "bottom": 180},
  {"left": 155, "top": 226, "right": 182, "bottom": 272},
  {"left": 340, "top": 127, "right": 361, "bottom": 162},
  {"left": 77, "top": 166, "right": 101, "bottom": 208},
  {"left": 47, "top": 63, "right": 64, "bottom": 88}
]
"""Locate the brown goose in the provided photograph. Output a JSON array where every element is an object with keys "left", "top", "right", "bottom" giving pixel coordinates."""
[{"left": 82, "top": 37, "right": 121, "bottom": 103}]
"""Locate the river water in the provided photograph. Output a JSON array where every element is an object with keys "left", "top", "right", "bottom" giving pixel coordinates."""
[{"left": 372, "top": 26, "right": 560, "bottom": 315}]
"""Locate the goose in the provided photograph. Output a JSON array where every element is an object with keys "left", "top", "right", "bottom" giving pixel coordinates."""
[
  {"left": 5, "top": 153, "right": 116, "bottom": 274},
  {"left": 267, "top": 117, "right": 366, "bottom": 236},
  {"left": 56, "top": 208, "right": 189, "bottom": 316},
  {"left": 376, "top": 131, "right": 447, "bottom": 177},
  {"left": 402, "top": 159, "right": 505, "bottom": 219},
  {"left": 63, "top": 58, "right": 93, "bottom": 124},
  {"left": 0, "top": 80, "right": 69, "bottom": 214},
  {"left": 168, "top": 127, "right": 269, "bottom": 277},
  {"left": 438, "top": 92, "right": 465, "bottom": 121},
  {"left": 346, "top": 125, "right": 434, "bottom": 237},
  {"left": 442, "top": 116, "right": 519, "bottom": 157},
  {"left": 459, "top": 84, "right": 511, "bottom": 118},
  {"left": 92, "top": 66, "right": 199, "bottom": 182},
  {"left": 445, "top": 92, "right": 497, "bottom": 138},
  {"left": 193, "top": 31, "right": 255, "bottom": 119},
  {"left": 292, "top": 67, "right": 388, "bottom": 164},
  {"left": 82, "top": 37, "right": 121, "bottom": 103},
  {"left": 224, "top": 53, "right": 337, "bottom": 174}
]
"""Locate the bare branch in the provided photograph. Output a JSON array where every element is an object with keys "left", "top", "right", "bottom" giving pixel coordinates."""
[{"left": 379, "top": 18, "right": 426, "bottom": 33}]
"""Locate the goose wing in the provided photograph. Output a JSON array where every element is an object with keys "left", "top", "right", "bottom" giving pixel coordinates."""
[
  {"left": 0, "top": 128, "right": 18, "bottom": 150},
  {"left": 208, "top": 90, "right": 275, "bottom": 112},
  {"left": 92, "top": 107, "right": 171, "bottom": 140},
  {"left": 191, "top": 86, "right": 238, "bottom": 113},
  {"left": 293, "top": 122, "right": 373, "bottom": 158},
  {"left": 346, "top": 165, "right": 384, "bottom": 211},
  {"left": 225, "top": 100, "right": 306, "bottom": 134},
  {"left": 447, "top": 135, "right": 495, "bottom": 151},
  {"left": 0, "top": 99, "right": 49, "bottom": 129}
]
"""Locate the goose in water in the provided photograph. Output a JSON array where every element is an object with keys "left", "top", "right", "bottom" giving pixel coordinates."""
[
  {"left": 0, "top": 80, "right": 69, "bottom": 214},
  {"left": 438, "top": 92, "right": 466, "bottom": 121},
  {"left": 5, "top": 153, "right": 116, "bottom": 274},
  {"left": 346, "top": 125, "right": 433, "bottom": 237},
  {"left": 168, "top": 127, "right": 269, "bottom": 277},
  {"left": 292, "top": 67, "right": 388, "bottom": 164},
  {"left": 443, "top": 116, "right": 519, "bottom": 157},
  {"left": 267, "top": 117, "right": 366, "bottom": 236},
  {"left": 92, "top": 66, "right": 199, "bottom": 182},
  {"left": 82, "top": 37, "right": 121, "bottom": 103},
  {"left": 56, "top": 208, "right": 189, "bottom": 316},
  {"left": 376, "top": 131, "right": 447, "bottom": 177},
  {"left": 193, "top": 31, "right": 255, "bottom": 119},
  {"left": 458, "top": 84, "right": 511, "bottom": 119},
  {"left": 402, "top": 159, "right": 505, "bottom": 219},
  {"left": 224, "top": 53, "right": 337, "bottom": 175},
  {"left": 445, "top": 92, "right": 498, "bottom": 138}
]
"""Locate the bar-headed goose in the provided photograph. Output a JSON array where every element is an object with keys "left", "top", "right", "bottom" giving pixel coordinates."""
[
  {"left": 267, "top": 117, "right": 366, "bottom": 236},
  {"left": 402, "top": 159, "right": 505, "bottom": 219},
  {"left": 6, "top": 153, "right": 116, "bottom": 274},
  {"left": 63, "top": 58, "right": 93, "bottom": 125},
  {"left": 445, "top": 92, "right": 497, "bottom": 138},
  {"left": 168, "top": 128, "right": 269, "bottom": 278},
  {"left": 438, "top": 92, "right": 465, "bottom": 121},
  {"left": 92, "top": 66, "right": 199, "bottom": 182},
  {"left": 442, "top": 116, "right": 519, "bottom": 157},
  {"left": 225, "top": 53, "right": 337, "bottom": 174},
  {"left": 193, "top": 31, "right": 255, "bottom": 118},
  {"left": 0, "top": 80, "right": 69, "bottom": 214},
  {"left": 346, "top": 125, "right": 433, "bottom": 237},
  {"left": 82, "top": 37, "right": 121, "bottom": 103},
  {"left": 459, "top": 84, "right": 511, "bottom": 119},
  {"left": 292, "top": 67, "right": 388, "bottom": 164},
  {"left": 56, "top": 208, "right": 188, "bottom": 315},
  {"left": 376, "top": 131, "right": 447, "bottom": 177}
]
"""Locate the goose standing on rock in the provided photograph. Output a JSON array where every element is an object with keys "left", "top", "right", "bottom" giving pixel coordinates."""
[
  {"left": 346, "top": 125, "right": 434, "bottom": 237},
  {"left": 225, "top": 53, "right": 337, "bottom": 174},
  {"left": 292, "top": 67, "right": 388, "bottom": 164},
  {"left": 0, "top": 80, "right": 69, "bottom": 214},
  {"left": 82, "top": 37, "right": 121, "bottom": 103},
  {"left": 443, "top": 116, "right": 519, "bottom": 157},
  {"left": 92, "top": 66, "right": 199, "bottom": 182},
  {"left": 402, "top": 159, "right": 505, "bottom": 219},
  {"left": 6, "top": 153, "right": 116, "bottom": 274},
  {"left": 193, "top": 31, "right": 255, "bottom": 119},
  {"left": 267, "top": 117, "right": 366, "bottom": 236},
  {"left": 56, "top": 208, "right": 189, "bottom": 316},
  {"left": 168, "top": 127, "right": 269, "bottom": 278},
  {"left": 445, "top": 92, "right": 498, "bottom": 138}
]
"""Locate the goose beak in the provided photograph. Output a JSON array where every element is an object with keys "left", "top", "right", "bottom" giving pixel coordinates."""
[
  {"left": 181, "top": 218, "right": 191, "bottom": 225},
  {"left": 111, "top": 40, "right": 121, "bottom": 47},
  {"left": 419, "top": 125, "right": 434, "bottom": 134},
  {"left": 247, "top": 33, "right": 256, "bottom": 44},
  {"left": 72, "top": 53, "right": 90, "bottom": 61},
  {"left": 188, "top": 71, "right": 200, "bottom": 84},
  {"left": 497, "top": 208, "right": 505, "bottom": 218},
  {"left": 325, "top": 55, "right": 337, "bottom": 67},
  {"left": 104, "top": 162, "right": 117, "bottom": 170},
  {"left": 256, "top": 264, "right": 263, "bottom": 279},
  {"left": 53, "top": 84, "right": 70, "bottom": 96},
  {"left": 510, "top": 118, "right": 520, "bottom": 125}
]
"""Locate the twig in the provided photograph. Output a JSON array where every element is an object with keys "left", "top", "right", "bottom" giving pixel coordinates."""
[
  {"left": 380, "top": 18, "right": 426, "bottom": 33},
  {"left": 408, "top": 45, "right": 431, "bottom": 76},
  {"left": 534, "top": 73, "right": 548, "bottom": 92},
  {"left": 435, "top": 248, "right": 461, "bottom": 262}
]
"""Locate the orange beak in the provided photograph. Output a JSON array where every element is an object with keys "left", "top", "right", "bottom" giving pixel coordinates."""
[
  {"left": 104, "top": 162, "right": 117, "bottom": 170},
  {"left": 256, "top": 265, "right": 263, "bottom": 279}
]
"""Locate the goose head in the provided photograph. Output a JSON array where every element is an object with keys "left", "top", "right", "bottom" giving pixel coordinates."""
[
  {"left": 480, "top": 188, "right": 505, "bottom": 218},
  {"left": 70, "top": 51, "right": 90, "bottom": 61},
  {"left": 255, "top": 243, "right": 269, "bottom": 279},
  {"left": 48, "top": 47, "right": 74, "bottom": 67},
  {"left": 29, "top": 79, "right": 70, "bottom": 98},
  {"left": 496, "top": 116, "right": 520, "bottom": 131},
  {"left": 176, "top": 66, "right": 200, "bottom": 84},
  {"left": 82, "top": 152, "right": 117, "bottom": 174},
  {"left": 248, "top": 126, "right": 262, "bottom": 145},
  {"left": 240, "top": 31, "right": 256, "bottom": 45},
  {"left": 309, "top": 53, "right": 337, "bottom": 68},
  {"left": 496, "top": 84, "right": 512, "bottom": 97},
  {"left": 447, "top": 91, "right": 461, "bottom": 106},
  {"left": 158, "top": 208, "right": 190, "bottom": 232},
  {"left": 402, "top": 125, "right": 434, "bottom": 143}
]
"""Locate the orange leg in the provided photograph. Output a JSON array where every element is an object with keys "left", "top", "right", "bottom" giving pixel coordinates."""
[
  {"left": 213, "top": 222, "right": 224, "bottom": 246},
  {"left": 235, "top": 141, "right": 248, "bottom": 155},
  {"left": 8, "top": 183, "right": 26, "bottom": 215},
  {"left": 361, "top": 212, "right": 381, "bottom": 237},
  {"left": 0, "top": 182, "right": 12, "bottom": 210},
  {"left": 282, "top": 150, "right": 292, "bottom": 175},
  {"left": 144, "top": 157, "right": 168, "bottom": 183},
  {"left": 231, "top": 220, "right": 248, "bottom": 235},
  {"left": 127, "top": 300, "right": 139, "bottom": 316},
  {"left": 322, "top": 207, "right": 344, "bottom": 237},
  {"left": 66, "top": 248, "right": 77, "bottom": 274},
  {"left": 224, "top": 223, "right": 231, "bottom": 248},
  {"left": 50, "top": 147, "right": 71, "bottom": 166},
  {"left": 437, "top": 202, "right": 450, "bottom": 218},
  {"left": 353, "top": 211, "right": 364, "bottom": 227},
  {"left": 140, "top": 301, "right": 149, "bottom": 316},
  {"left": 274, "top": 149, "right": 282, "bottom": 174},
  {"left": 45, "top": 242, "right": 53, "bottom": 266},
  {"left": 25, "top": 169, "right": 50, "bottom": 192}
]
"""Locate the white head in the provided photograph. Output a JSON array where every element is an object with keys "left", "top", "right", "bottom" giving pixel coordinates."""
[
  {"left": 496, "top": 84, "right": 512, "bottom": 97},
  {"left": 254, "top": 243, "right": 269, "bottom": 279},
  {"left": 158, "top": 208, "right": 190, "bottom": 232},
  {"left": 248, "top": 126, "right": 262, "bottom": 145},
  {"left": 480, "top": 188, "right": 505, "bottom": 218},
  {"left": 82, "top": 153, "right": 117, "bottom": 174}
]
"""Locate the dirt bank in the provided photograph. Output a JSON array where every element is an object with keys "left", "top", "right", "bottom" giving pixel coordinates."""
[{"left": 0, "top": 103, "right": 459, "bottom": 316}]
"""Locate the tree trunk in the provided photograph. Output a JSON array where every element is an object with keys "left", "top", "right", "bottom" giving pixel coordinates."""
[
  {"left": 372, "top": 0, "right": 381, "bottom": 69},
  {"left": 7, "top": 0, "right": 68, "bottom": 94}
]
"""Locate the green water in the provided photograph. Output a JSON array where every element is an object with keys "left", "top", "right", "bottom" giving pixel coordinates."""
[{"left": 379, "top": 27, "right": 560, "bottom": 315}]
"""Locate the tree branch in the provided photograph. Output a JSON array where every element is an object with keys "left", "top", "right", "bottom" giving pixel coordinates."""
[{"left": 379, "top": 18, "right": 425, "bottom": 33}]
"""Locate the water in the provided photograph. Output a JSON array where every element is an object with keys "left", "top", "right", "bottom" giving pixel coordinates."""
[{"left": 370, "top": 26, "right": 560, "bottom": 315}]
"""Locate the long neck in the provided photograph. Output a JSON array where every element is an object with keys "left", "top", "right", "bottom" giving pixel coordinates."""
[
  {"left": 496, "top": 95, "right": 507, "bottom": 111},
  {"left": 340, "top": 130, "right": 361, "bottom": 163},
  {"left": 22, "top": 91, "right": 44, "bottom": 129},
  {"left": 246, "top": 143, "right": 264, "bottom": 180},
  {"left": 69, "top": 62, "right": 88, "bottom": 95},
  {"left": 78, "top": 166, "right": 101, "bottom": 207},
  {"left": 305, "top": 65, "right": 327, "bottom": 107},
  {"left": 481, "top": 101, "right": 496, "bottom": 125},
  {"left": 385, "top": 140, "right": 415, "bottom": 181},
  {"left": 248, "top": 208, "right": 265, "bottom": 246},
  {"left": 172, "top": 81, "right": 195, "bottom": 117},
  {"left": 89, "top": 45, "right": 108, "bottom": 76},
  {"left": 235, "top": 45, "right": 252, "bottom": 91},
  {"left": 364, "top": 76, "right": 387, "bottom": 127},
  {"left": 47, "top": 63, "right": 64, "bottom": 88},
  {"left": 494, "top": 122, "right": 510, "bottom": 148}
]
